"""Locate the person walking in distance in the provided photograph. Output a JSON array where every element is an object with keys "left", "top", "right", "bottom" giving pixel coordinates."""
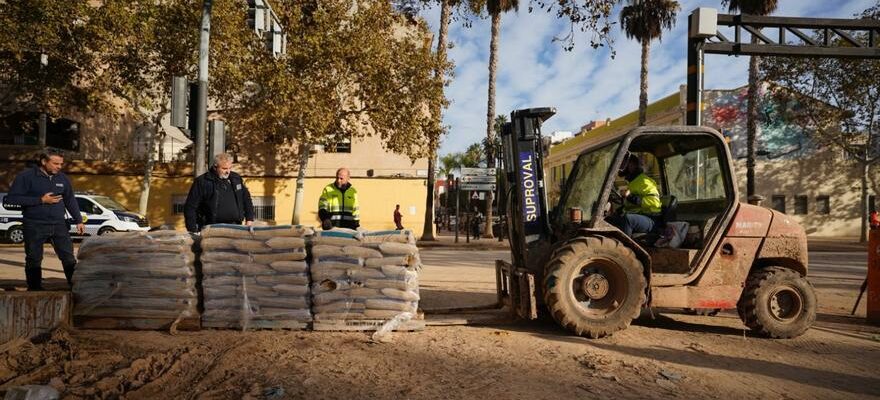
[
  {"left": 318, "top": 167, "right": 360, "bottom": 230},
  {"left": 6, "top": 150, "right": 85, "bottom": 290},
  {"left": 184, "top": 153, "right": 255, "bottom": 232},
  {"left": 394, "top": 204, "right": 404, "bottom": 230}
]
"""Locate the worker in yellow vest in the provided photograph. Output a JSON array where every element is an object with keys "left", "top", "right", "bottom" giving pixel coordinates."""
[
  {"left": 318, "top": 167, "right": 360, "bottom": 230},
  {"left": 610, "top": 154, "right": 661, "bottom": 236}
]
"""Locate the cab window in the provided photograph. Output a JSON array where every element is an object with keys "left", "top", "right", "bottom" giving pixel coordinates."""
[
  {"left": 77, "top": 198, "right": 101, "bottom": 215},
  {"left": 663, "top": 146, "right": 726, "bottom": 201}
]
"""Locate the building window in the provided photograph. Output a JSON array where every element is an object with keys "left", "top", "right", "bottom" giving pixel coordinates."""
[
  {"left": 772, "top": 195, "right": 786, "bottom": 214},
  {"left": 794, "top": 195, "right": 808, "bottom": 215},
  {"left": 815, "top": 195, "right": 830, "bottom": 215},
  {"left": 252, "top": 196, "right": 276, "bottom": 221},
  {"left": 172, "top": 195, "right": 187, "bottom": 214},
  {"left": 326, "top": 134, "right": 352, "bottom": 153}
]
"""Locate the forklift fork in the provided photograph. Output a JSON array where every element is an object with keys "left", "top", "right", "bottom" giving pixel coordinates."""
[{"left": 496, "top": 260, "right": 538, "bottom": 320}]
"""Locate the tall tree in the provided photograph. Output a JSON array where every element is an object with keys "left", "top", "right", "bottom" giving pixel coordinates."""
[
  {"left": 225, "top": 0, "right": 449, "bottom": 227},
  {"left": 619, "top": 0, "right": 679, "bottom": 126},
  {"left": 725, "top": 0, "right": 779, "bottom": 199},
  {"left": 421, "top": 0, "right": 455, "bottom": 241},
  {"left": 0, "top": 0, "right": 109, "bottom": 122},
  {"left": 760, "top": 3, "right": 880, "bottom": 242},
  {"left": 91, "top": 0, "right": 258, "bottom": 216},
  {"left": 470, "top": 0, "right": 518, "bottom": 238}
]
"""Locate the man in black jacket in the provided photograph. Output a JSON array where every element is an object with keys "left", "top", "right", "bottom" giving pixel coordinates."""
[
  {"left": 6, "top": 150, "right": 85, "bottom": 290},
  {"left": 184, "top": 153, "right": 255, "bottom": 232}
]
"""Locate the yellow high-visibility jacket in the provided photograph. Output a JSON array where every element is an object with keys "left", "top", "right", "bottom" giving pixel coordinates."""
[
  {"left": 318, "top": 183, "right": 360, "bottom": 228},
  {"left": 624, "top": 173, "right": 661, "bottom": 214}
]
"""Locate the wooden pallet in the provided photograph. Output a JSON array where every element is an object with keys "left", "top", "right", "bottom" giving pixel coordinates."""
[
  {"left": 73, "top": 316, "right": 201, "bottom": 331},
  {"left": 312, "top": 318, "right": 425, "bottom": 332},
  {"left": 201, "top": 319, "right": 309, "bottom": 330}
]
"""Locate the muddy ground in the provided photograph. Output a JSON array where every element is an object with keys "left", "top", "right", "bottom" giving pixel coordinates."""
[{"left": 1, "top": 246, "right": 879, "bottom": 399}]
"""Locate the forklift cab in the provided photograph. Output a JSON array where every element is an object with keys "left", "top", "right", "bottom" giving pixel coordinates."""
[{"left": 554, "top": 127, "right": 738, "bottom": 276}]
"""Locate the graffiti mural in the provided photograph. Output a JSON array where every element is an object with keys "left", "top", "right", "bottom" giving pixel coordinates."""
[{"left": 703, "top": 84, "right": 814, "bottom": 160}]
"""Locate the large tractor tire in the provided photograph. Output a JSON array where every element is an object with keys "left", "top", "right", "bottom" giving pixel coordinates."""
[
  {"left": 543, "top": 236, "right": 646, "bottom": 339},
  {"left": 737, "top": 266, "right": 817, "bottom": 338}
]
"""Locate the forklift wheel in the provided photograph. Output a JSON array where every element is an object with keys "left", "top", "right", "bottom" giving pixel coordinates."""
[
  {"left": 737, "top": 266, "right": 817, "bottom": 338},
  {"left": 543, "top": 236, "right": 646, "bottom": 339}
]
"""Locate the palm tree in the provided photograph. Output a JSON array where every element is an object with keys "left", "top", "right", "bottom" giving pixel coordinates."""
[
  {"left": 725, "top": 0, "right": 778, "bottom": 199},
  {"left": 422, "top": 0, "right": 454, "bottom": 241},
  {"left": 477, "top": 0, "right": 518, "bottom": 238},
  {"left": 619, "top": 0, "right": 680, "bottom": 126}
]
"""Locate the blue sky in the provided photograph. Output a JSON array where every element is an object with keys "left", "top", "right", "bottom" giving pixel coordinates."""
[{"left": 419, "top": 0, "right": 876, "bottom": 156}]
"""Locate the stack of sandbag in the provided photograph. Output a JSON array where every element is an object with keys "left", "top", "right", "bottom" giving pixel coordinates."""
[
  {"left": 72, "top": 230, "right": 198, "bottom": 324},
  {"left": 200, "top": 224, "right": 314, "bottom": 329},
  {"left": 310, "top": 229, "right": 421, "bottom": 322}
]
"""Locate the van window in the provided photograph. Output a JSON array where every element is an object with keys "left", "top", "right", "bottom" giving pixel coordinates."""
[{"left": 77, "top": 198, "right": 101, "bottom": 215}]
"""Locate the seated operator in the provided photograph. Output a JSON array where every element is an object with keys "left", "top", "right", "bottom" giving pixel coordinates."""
[{"left": 609, "top": 153, "right": 662, "bottom": 237}]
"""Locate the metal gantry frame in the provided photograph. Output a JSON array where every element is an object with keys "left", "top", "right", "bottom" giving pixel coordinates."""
[{"left": 686, "top": 8, "right": 880, "bottom": 126}]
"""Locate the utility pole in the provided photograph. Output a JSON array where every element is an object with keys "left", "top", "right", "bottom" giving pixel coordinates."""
[{"left": 194, "top": 0, "right": 212, "bottom": 177}]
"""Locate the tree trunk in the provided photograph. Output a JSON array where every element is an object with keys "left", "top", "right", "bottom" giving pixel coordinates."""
[
  {"left": 638, "top": 40, "right": 649, "bottom": 126},
  {"left": 861, "top": 162, "right": 870, "bottom": 243},
  {"left": 421, "top": 0, "right": 451, "bottom": 241},
  {"left": 746, "top": 53, "right": 760, "bottom": 198},
  {"left": 292, "top": 142, "right": 310, "bottom": 225},
  {"left": 137, "top": 120, "right": 160, "bottom": 217},
  {"left": 483, "top": 11, "right": 501, "bottom": 239}
]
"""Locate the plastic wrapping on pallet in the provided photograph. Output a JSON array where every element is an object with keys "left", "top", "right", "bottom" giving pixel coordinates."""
[
  {"left": 310, "top": 229, "right": 421, "bottom": 328},
  {"left": 72, "top": 231, "right": 199, "bottom": 326},
  {"left": 200, "top": 224, "right": 314, "bottom": 329}
]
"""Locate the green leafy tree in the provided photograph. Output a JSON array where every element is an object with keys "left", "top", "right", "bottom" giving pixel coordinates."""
[
  {"left": 724, "top": 0, "right": 779, "bottom": 198},
  {"left": 226, "top": 0, "right": 450, "bottom": 226},
  {"left": 760, "top": 3, "right": 880, "bottom": 242},
  {"left": 619, "top": 0, "right": 679, "bottom": 126},
  {"left": 0, "top": 0, "right": 108, "bottom": 120},
  {"left": 91, "top": 0, "right": 258, "bottom": 216}
]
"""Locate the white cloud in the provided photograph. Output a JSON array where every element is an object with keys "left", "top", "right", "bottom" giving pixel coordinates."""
[{"left": 421, "top": 0, "right": 877, "bottom": 155}]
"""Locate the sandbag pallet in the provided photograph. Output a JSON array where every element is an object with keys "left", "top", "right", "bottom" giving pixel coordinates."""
[
  {"left": 200, "top": 224, "right": 314, "bottom": 330},
  {"left": 72, "top": 230, "right": 200, "bottom": 330},
  {"left": 309, "top": 229, "right": 425, "bottom": 332}
]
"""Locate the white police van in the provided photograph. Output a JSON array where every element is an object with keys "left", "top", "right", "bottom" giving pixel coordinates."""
[{"left": 0, "top": 192, "right": 150, "bottom": 243}]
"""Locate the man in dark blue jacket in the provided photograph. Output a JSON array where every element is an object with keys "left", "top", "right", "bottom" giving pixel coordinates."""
[
  {"left": 6, "top": 150, "right": 85, "bottom": 290},
  {"left": 184, "top": 153, "right": 255, "bottom": 232}
]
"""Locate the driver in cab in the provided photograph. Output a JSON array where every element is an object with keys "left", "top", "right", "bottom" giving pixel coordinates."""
[{"left": 609, "top": 153, "right": 661, "bottom": 237}]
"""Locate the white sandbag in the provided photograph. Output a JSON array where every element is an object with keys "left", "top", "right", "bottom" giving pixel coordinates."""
[
  {"left": 311, "top": 269, "right": 349, "bottom": 281},
  {"left": 378, "top": 242, "right": 419, "bottom": 256},
  {"left": 364, "top": 255, "right": 418, "bottom": 268},
  {"left": 311, "top": 245, "right": 345, "bottom": 258},
  {"left": 269, "top": 261, "right": 308, "bottom": 274},
  {"left": 251, "top": 296, "right": 310, "bottom": 309},
  {"left": 201, "top": 224, "right": 313, "bottom": 239},
  {"left": 347, "top": 268, "right": 386, "bottom": 281},
  {"left": 381, "top": 288, "right": 420, "bottom": 301},
  {"left": 360, "top": 229, "right": 416, "bottom": 244},
  {"left": 251, "top": 252, "right": 306, "bottom": 263},
  {"left": 312, "top": 280, "right": 365, "bottom": 292},
  {"left": 254, "top": 308, "right": 312, "bottom": 321},
  {"left": 202, "top": 262, "right": 239, "bottom": 275},
  {"left": 342, "top": 246, "right": 383, "bottom": 259},
  {"left": 365, "top": 299, "right": 417, "bottom": 312},
  {"left": 255, "top": 274, "right": 310, "bottom": 286},
  {"left": 201, "top": 252, "right": 252, "bottom": 264},
  {"left": 272, "top": 284, "right": 310, "bottom": 296},
  {"left": 204, "top": 298, "right": 245, "bottom": 309},
  {"left": 265, "top": 237, "right": 306, "bottom": 249},
  {"left": 379, "top": 265, "right": 410, "bottom": 279},
  {"left": 365, "top": 279, "right": 417, "bottom": 291},
  {"left": 231, "top": 239, "right": 273, "bottom": 253},
  {"left": 234, "top": 263, "right": 276, "bottom": 276},
  {"left": 313, "top": 291, "right": 353, "bottom": 305},
  {"left": 202, "top": 237, "right": 235, "bottom": 251}
]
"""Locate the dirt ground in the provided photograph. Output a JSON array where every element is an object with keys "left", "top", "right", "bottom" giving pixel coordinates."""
[{"left": 1, "top": 244, "right": 879, "bottom": 399}]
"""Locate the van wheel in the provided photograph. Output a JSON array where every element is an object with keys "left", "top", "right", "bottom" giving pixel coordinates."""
[
  {"left": 97, "top": 227, "right": 116, "bottom": 236},
  {"left": 737, "top": 266, "right": 817, "bottom": 338},
  {"left": 543, "top": 236, "right": 646, "bottom": 339},
  {"left": 7, "top": 225, "right": 24, "bottom": 244}
]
